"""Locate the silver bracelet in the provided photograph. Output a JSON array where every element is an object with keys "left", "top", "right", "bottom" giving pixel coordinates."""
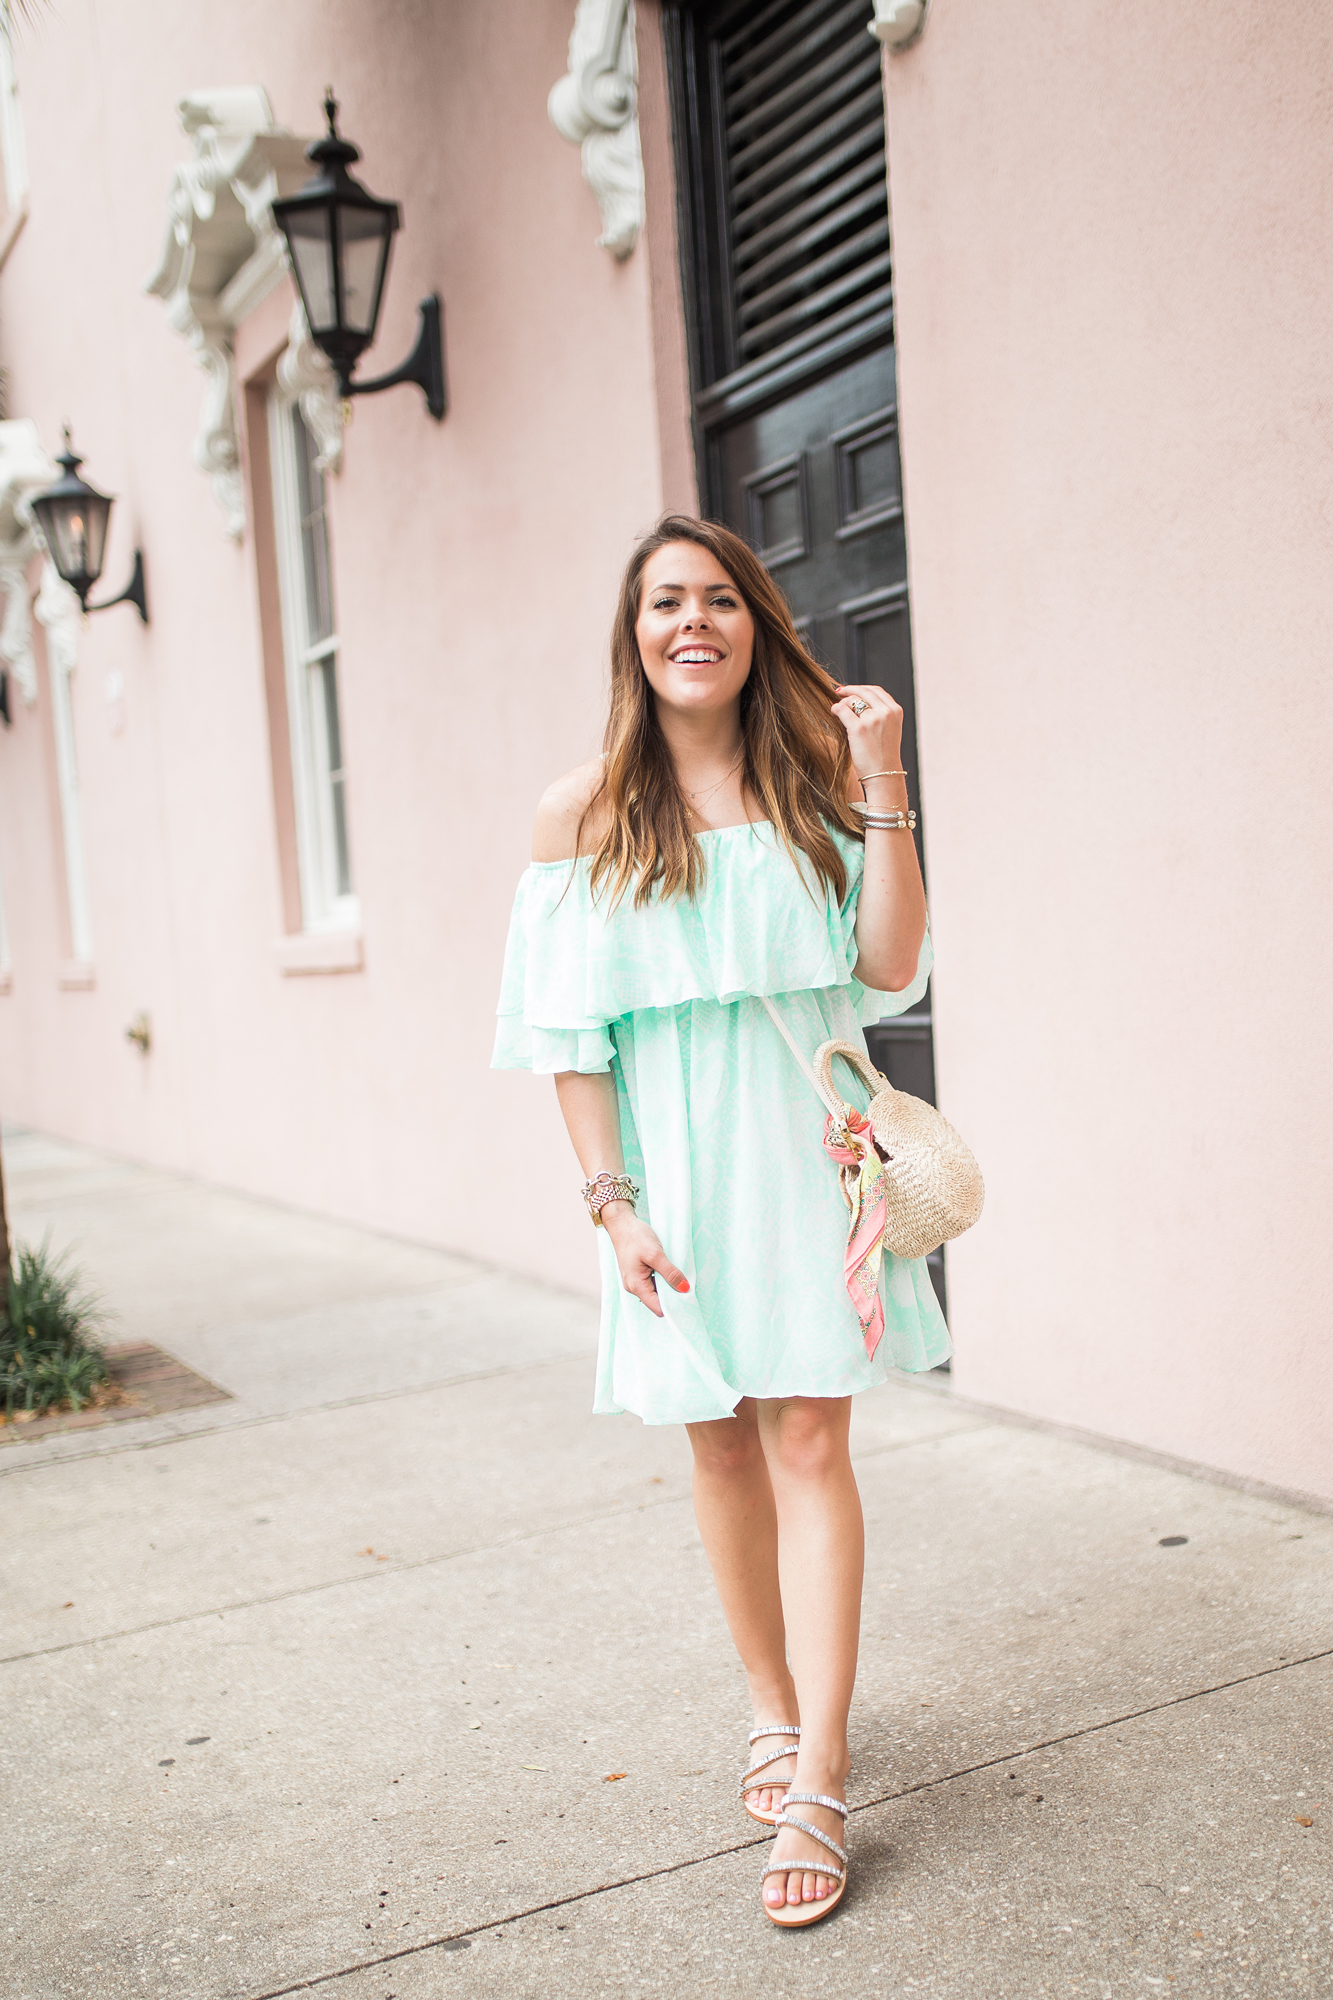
[
  {"left": 857, "top": 807, "right": 917, "bottom": 831},
  {"left": 581, "top": 1170, "right": 640, "bottom": 1227}
]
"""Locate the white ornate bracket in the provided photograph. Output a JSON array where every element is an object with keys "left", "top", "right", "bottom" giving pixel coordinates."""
[
  {"left": 869, "top": 0, "right": 930, "bottom": 50},
  {"left": 0, "top": 418, "right": 57, "bottom": 704},
  {"left": 276, "top": 300, "right": 343, "bottom": 474},
  {"left": 145, "top": 88, "right": 342, "bottom": 539},
  {"left": 549, "top": 0, "right": 644, "bottom": 259}
]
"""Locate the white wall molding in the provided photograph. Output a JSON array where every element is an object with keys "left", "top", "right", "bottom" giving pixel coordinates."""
[
  {"left": 0, "top": 418, "right": 56, "bottom": 705},
  {"left": 549, "top": 0, "right": 644, "bottom": 259},
  {"left": 145, "top": 88, "right": 334, "bottom": 538}
]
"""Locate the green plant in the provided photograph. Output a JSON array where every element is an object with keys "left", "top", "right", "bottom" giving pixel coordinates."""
[{"left": 0, "top": 1239, "right": 109, "bottom": 1418}]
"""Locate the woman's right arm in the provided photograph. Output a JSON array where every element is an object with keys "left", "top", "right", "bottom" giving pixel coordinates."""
[
  {"left": 553, "top": 1070, "right": 689, "bottom": 1318},
  {"left": 535, "top": 768, "right": 689, "bottom": 1320}
]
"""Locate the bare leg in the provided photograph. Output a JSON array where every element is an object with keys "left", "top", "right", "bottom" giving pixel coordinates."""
[
  {"left": 686, "top": 1399, "right": 799, "bottom": 1814},
  {"left": 757, "top": 1395, "right": 862, "bottom": 1908}
]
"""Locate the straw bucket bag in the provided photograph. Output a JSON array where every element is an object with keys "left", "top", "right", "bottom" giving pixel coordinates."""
[{"left": 760, "top": 997, "right": 984, "bottom": 1261}]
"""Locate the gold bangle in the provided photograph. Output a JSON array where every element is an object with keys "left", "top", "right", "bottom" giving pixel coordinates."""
[{"left": 858, "top": 770, "right": 907, "bottom": 784}]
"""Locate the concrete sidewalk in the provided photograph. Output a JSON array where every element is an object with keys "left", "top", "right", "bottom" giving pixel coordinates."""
[{"left": 2, "top": 1126, "right": 1329, "bottom": 2000}]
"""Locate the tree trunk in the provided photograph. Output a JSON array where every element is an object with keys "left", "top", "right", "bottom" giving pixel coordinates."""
[{"left": 0, "top": 1133, "right": 11, "bottom": 1325}]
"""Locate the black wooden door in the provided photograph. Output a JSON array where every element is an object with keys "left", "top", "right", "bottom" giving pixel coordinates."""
[{"left": 666, "top": 0, "right": 946, "bottom": 1313}]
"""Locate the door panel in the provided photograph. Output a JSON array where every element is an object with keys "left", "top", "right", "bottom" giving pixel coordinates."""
[{"left": 713, "top": 347, "right": 902, "bottom": 672}]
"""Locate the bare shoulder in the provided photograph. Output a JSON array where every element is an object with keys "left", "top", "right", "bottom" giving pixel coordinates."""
[{"left": 532, "top": 757, "right": 608, "bottom": 862}]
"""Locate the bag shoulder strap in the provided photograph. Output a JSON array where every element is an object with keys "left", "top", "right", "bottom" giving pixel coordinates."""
[{"left": 758, "top": 994, "right": 844, "bottom": 1119}]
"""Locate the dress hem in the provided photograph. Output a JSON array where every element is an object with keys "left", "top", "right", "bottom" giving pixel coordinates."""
[{"left": 593, "top": 1341, "right": 953, "bottom": 1425}]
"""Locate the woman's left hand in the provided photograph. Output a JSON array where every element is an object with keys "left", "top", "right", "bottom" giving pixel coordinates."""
[{"left": 831, "top": 684, "right": 905, "bottom": 782}]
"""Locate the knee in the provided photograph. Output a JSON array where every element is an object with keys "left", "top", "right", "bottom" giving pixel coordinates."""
[
  {"left": 689, "top": 1416, "right": 763, "bottom": 1481},
  {"left": 766, "top": 1402, "right": 850, "bottom": 1483}
]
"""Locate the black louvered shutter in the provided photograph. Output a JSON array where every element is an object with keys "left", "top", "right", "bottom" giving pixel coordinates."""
[{"left": 668, "top": 0, "right": 893, "bottom": 394}]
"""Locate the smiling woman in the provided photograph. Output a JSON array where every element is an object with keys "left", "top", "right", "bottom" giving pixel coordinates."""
[
  {"left": 562, "top": 520, "right": 871, "bottom": 919},
  {"left": 493, "top": 513, "right": 947, "bottom": 1930}
]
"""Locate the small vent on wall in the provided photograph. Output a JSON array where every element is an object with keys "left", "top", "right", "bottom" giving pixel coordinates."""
[{"left": 720, "top": 0, "right": 890, "bottom": 366}]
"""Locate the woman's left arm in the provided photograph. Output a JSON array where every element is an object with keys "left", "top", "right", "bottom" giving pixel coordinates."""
[{"left": 832, "top": 683, "right": 928, "bottom": 994}]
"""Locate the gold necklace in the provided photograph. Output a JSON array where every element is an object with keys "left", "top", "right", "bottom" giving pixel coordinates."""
[{"left": 684, "top": 756, "right": 743, "bottom": 807}]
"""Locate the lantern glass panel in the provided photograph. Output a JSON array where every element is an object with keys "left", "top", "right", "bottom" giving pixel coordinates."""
[
  {"left": 285, "top": 206, "right": 338, "bottom": 334},
  {"left": 35, "top": 487, "right": 112, "bottom": 592},
  {"left": 339, "top": 207, "right": 393, "bottom": 337}
]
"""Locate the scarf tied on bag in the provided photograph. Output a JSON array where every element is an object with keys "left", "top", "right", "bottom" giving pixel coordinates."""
[{"left": 823, "top": 1106, "right": 889, "bottom": 1360}]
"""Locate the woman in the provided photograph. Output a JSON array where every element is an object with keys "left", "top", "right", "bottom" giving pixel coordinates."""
[{"left": 493, "top": 515, "right": 950, "bottom": 1927}]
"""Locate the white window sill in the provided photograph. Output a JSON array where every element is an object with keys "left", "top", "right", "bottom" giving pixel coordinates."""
[
  {"left": 58, "top": 960, "right": 95, "bottom": 991},
  {"left": 273, "top": 930, "right": 364, "bottom": 976}
]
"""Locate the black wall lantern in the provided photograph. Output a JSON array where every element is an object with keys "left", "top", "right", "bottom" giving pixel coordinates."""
[
  {"left": 272, "top": 92, "right": 445, "bottom": 421},
  {"left": 31, "top": 431, "right": 149, "bottom": 623}
]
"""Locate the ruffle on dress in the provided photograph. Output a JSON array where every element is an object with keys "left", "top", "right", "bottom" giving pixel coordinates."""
[{"left": 493, "top": 820, "right": 932, "bottom": 1074}]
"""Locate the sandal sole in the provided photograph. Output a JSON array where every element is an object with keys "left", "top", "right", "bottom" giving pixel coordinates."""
[
  {"left": 744, "top": 1803, "right": 786, "bottom": 1826},
  {"left": 763, "top": 1877, "right": 847, "bottom": 1929}
]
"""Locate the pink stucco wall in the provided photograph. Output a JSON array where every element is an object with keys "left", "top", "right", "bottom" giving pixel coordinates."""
[
  {"left": 0, "top": 0, "right": 689, "bottom": 1297},
  {"left": 884, "top": 0, "right": 1333, "bottom": 1500},
  {"left": 2, "top": 0, "right": 1328, "bottom": 1507}
]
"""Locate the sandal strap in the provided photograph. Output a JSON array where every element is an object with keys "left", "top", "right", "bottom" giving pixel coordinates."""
[
  {"left": 761, "top": 1856, "right": 845, "bottom": 1885},
  {"left": 748, "top": 1723, "right": 801, "bottom": 1747},
  {"left": 782, "top": 1790, "right": 847, "bottom": 1818},
  {"left": 739, "top": 1745, "right": 800, "bottom": 1791},
  {"left": 774, "top": 1813, "right": 849, "bottom": 1865}
]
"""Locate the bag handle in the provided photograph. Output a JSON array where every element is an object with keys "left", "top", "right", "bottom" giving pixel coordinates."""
[
  {"left": 758, "top": 995, "right": 889, "bottom": 1120},
  {"left": 814, "top": 1038, "right": 888, "bottom": 1106}
]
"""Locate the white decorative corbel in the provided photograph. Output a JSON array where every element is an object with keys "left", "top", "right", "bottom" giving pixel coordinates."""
[
  {"left": 548, "top": 0, "right": 644, "bottom": 259},
  {"left": 145, "top": 90, "right": 328, "bottom": 538},
  {"left": 0, "top": 418, "right": 57, "bottom": 704},
  {"left": 180, "top": 309, "right": 246, "bottom": 538},
  {"left": 868, "top": 0, "right": 929, "bottom": 49},
  {"left": 276, "top": 300, "right": 344, "bottom": 476}
]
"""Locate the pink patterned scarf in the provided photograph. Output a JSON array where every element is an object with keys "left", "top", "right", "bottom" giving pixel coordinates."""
[{"left": 823, "top": 1108, "right": 888, "bottom": 1359}]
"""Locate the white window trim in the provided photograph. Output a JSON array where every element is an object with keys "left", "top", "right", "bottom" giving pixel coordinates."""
[
  {"left": 0, "top": 23, "right": 28, "bottom": 271},
  {"left": 0, "top": 841, "right": 11, "bottom": 991},
  {"left": 35, "top": 563, "right": 94, "bottom": 975},
  {"left": 267, "top": 390, "right": 358, "bottom": 937}
]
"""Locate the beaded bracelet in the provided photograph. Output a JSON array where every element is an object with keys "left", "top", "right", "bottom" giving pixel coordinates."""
[{"left": 581, "top": 1170, "right": 641, "bottom": 1226}]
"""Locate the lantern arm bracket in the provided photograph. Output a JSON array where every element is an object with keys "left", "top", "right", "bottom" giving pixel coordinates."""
[
  {"left": 85, "top": 550, "right": 149, "bottom": 625},
  {"left": 346, "top": 295, "right": 446, "bottom": 422}
]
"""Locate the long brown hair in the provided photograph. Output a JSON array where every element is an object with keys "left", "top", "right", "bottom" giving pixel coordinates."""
[{"left": 578, "top": 514, "right": 861, "bottom": 907}]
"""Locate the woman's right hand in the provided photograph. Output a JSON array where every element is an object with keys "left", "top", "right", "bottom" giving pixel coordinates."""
[{"left": 600, "top": 1204, "right": 690, "bottom": 1318}]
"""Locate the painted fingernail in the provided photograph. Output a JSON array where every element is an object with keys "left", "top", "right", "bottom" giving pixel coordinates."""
[{"left": 677, "top": 1278, "right": 690, "bottom": 1291}]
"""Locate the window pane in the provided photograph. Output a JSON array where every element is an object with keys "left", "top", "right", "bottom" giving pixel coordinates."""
[
  {"left": 291, "top": 408, "right": 335, "bottom": 646},
  {"left": 273, "top": 385, "right": 355, "bottom": 925},
  {"left": 318, "top": 655, "right": 352, "bottom": 898},
  {"left": 286, "top": 211, "right": 337, "bottom": 333},
  {"left": 339, "top": 209, "right": 391, "bottom": 336}
]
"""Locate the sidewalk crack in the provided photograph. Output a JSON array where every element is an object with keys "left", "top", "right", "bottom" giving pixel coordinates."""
[{"left": 235, "top": 1643, "right": 1333, "bottom": 2000}]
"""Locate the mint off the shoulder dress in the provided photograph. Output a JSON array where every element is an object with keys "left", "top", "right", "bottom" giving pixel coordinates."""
[{"left": 492, "top": 820, "right": 951, "bottom": 1426}]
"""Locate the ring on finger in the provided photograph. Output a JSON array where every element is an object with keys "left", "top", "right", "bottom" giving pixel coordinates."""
[{"left": 850, "top": 697, "right": 869, "bottom": 717}]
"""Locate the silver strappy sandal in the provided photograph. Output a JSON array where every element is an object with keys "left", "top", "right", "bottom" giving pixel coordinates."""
[
  {"left": 760, "top": 1789, "right": 848, "bottom": 1929},
  {"left": 739, "top": 1722, "right": 800, "bottom": 1826}
]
